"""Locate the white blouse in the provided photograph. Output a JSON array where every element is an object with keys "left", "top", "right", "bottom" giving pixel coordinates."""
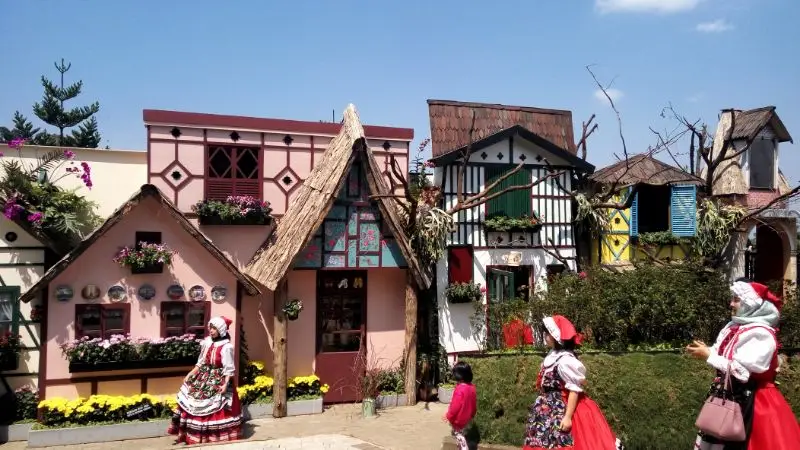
[
  {"left": 543, "top": 350, "right": 587, "bottom": 392},
  {"left": 196, "top": 337, "right": 236, "bottom": 377},
  {"left": 706, "top": 323, "right": 776, "bottom": 383}
]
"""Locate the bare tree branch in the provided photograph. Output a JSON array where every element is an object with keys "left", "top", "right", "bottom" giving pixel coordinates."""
[{"left": 456, "top": 111, "right": 477, "bottom": 205}]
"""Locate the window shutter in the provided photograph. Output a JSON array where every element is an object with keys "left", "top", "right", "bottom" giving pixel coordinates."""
[
  {"left": 447, "top": 246, "right": 474, "bottom": 283},
  {"left": 629, "top": 189, "right": 639, "bottom": 237},
  {"left": 670, "top": 184, "right": 697, "bottom": 237},
  {"left": 485, "top": 165, "right": 532, "bottom": 217}
]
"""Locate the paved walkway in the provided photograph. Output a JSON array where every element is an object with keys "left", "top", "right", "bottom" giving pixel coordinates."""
[{"left": 6, "top": 402, "right": 450, "bottom": 450}]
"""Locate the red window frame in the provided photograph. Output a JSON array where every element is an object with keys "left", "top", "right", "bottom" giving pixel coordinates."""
[
  {"left": 205, "top": 144, "right": 262, "bottom": 200},
  {"left": 160, "top": 301, "right": 211, "bottom": 339},
  {"left": 75, "top": 304, "right": 131, "bottom": 339},
  {"left": 447, "top": 245, "right": 474, "bottom": 284}
]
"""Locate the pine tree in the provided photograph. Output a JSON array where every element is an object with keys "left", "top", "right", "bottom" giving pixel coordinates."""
[
  {"left": 71, "top": 116, "right": 101, "bottom": 148},
  {"left": 32, "top": 59, "right": 100, "bottom": 147},
  {"left": 0, "top": 111, "right": 53, "bottom": 144}
]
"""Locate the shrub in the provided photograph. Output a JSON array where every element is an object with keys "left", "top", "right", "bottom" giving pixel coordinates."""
[
  {"left": 461, "top": 353, "right": 800, "bottom": 449},
  {"left": 377, "top": 367, "right": 405, "bottom": 394},
  {"left": 14, "top": 386, "right": 39, "bottom": 422}
]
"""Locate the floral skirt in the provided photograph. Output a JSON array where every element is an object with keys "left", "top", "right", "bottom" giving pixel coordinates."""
[
  {"left": 523, "top": 390, "right": 621, "bottom": 450},
  {"left": 168, "top": 364, "right": 242, "bottom": 444}
]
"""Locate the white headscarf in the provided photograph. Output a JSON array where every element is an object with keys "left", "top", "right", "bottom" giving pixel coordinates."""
[
  {"left": 729, "top": 281, "right": 780, "bottom": 327},
  {"left": 208, "top": 316, "right": 231, "bottom": 338}
]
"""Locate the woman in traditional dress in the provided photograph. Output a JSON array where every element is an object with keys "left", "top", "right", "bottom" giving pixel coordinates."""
[
  {"left": 168, "top": 316, "right": 243, "bottom": 444},
  {"left": 687, "top": 280, "right": 800, "bottom": 449},
  {"left": 523, "top": 315, "right": 622, "bottom": 450}
]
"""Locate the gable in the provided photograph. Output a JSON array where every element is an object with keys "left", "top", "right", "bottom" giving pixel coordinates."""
[{"left": 293, "top": 161, "right": 407, "bottom": 269}]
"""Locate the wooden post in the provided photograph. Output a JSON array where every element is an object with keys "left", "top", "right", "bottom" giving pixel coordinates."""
[
  {"left": 403, "top": 271, "right": 418, "bottom": 405},
  {"left": 273, "top": 277, "right": 289, "bottom": 418}
]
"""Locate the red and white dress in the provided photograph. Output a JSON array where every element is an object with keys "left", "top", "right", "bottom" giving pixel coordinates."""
[
  {"left": 694, "top": 323, "right": 800, "bottom": 449},
  {"left": 168, "top": 337, "right": 243, "bottom": 444},
  {"left": 523, "top": 351, "right": 622, "bottom": 450}
]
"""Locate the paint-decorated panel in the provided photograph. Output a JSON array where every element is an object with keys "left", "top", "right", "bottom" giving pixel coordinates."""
[{"left": 293, "top": 163, "right": 407, "bottom": 269}]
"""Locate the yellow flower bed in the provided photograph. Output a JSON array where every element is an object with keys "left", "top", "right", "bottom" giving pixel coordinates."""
[{"left": 37, "top": 361, "right": 328, "bottom": 427}]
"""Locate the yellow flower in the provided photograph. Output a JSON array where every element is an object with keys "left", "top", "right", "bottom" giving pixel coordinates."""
[
  {"left": 320, "top": 384, "right": 330, "bottom": 394},
  {"left": 249, "top": 361, "right": 266, "bottom": 372}
]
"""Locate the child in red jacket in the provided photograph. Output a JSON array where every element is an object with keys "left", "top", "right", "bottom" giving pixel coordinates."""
[{"left": 443, "top": 361, "right": 477, "bottom": 450}]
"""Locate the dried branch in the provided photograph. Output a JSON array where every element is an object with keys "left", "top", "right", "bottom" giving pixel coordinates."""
[
  {"left": 544, "top": 238, "right": 576, "bottom": 269},
  {"left": 587, "top": 65, "right": 628, "bottom": 161},
  {"left": 448, "top": 169, "right": 566, "bottom": 214},
  {"left": 456, "top": 111, "right": 478, "bottom": 205},
  {"left": 737, "top": 184, "right": 800, "bottom": 226},
  {"left": 576, "top": 114, "right": 598, "bottom": 161}
]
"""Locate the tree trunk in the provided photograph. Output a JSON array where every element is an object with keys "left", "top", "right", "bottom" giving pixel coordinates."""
[
  {"left": 403, "top": 271, "right": 418, "bottom": 405},
  {"left": 273, "top": 277, "right": 289, "bottom": 418}
]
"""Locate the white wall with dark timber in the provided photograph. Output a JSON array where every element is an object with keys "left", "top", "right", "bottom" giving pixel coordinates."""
[
  {"left": 436, "top": 247, "right": 576, "bottom": 355},
  {"left": 0, "top": 218, "right": 46, "bottom": 395}
]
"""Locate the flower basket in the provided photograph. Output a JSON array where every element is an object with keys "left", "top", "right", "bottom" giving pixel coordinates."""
[
  {"left": 282, "top": 299, "right": 303, "bottom": 321},
  {"left": 193, "top": 196, "right": 273, "bottom": 226},
  {"left": 113, "top": 243, "right": 174, "bottom": 274},
  {"left": 61, "top": 334, "right": 202, "bottom": 372},
  {"left": 444, "top": 282, "right": 483, "bottom": 304},
  {"left": 483, "top": 214, "right": 543, "bottom": 234}
]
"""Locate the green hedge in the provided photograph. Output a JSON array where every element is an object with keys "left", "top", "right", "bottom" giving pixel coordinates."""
[{"left": 462, "top": 353, "right": 800, "bottom": 449}]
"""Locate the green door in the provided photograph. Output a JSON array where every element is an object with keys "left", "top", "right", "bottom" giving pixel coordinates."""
[{"left": 486, "top": 268, "right": 514, "bottom": 350}]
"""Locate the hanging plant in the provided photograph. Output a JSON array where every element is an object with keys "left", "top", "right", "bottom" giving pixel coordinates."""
[
  {"left": 30, "top": 305, "right": 43, "bottom": 323},
  {"left": 282, "top": 299, "right": 303, "bottom": 321},
  {"left": 113, "top": 242, "right": 175, "bottom": 272},
  {"left": 411, "top": 206, "right": 453, "bottom": 267}
]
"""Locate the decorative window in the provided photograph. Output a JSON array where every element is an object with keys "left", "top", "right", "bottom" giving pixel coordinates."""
[
  {"left": 161, "top": 301, "right": 210, "bottom": 339},
  {"left": 447, "top": 246, "right": 474, "bottom": 284},
  {"left": 749, "top": 138, "right": 776, "bottom": 189},
  {"left": 484, "top": 165, "right": 532, "bottom": 217},
  {"left": 75, "top": 304, "right": 130, "bottom": 339},
  {"left": 629, "top": 184, "right": 697, "bottom": 237},
  {"left": 206, "top": 145, "right": 261, "bottom": 200},
  {"left": 0, "top": 287, "right": 20, "bottom": 335}
]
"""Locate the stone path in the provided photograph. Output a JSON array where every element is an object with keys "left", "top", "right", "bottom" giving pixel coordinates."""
[{"left": 5, "top": 402, "right": 449, "bottom": 450}]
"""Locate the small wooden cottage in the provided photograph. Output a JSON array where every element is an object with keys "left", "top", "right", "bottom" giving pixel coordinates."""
[
  {"left": 426, "top": 100, "right": 595, "bottom": 355},
  {"left": 588, "top": 154, "right": 704, "bottom": 265}
]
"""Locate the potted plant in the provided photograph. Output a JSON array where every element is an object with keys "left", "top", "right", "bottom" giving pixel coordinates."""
[
  {"left": 282, "top": 299, "right": 303, "bottom": 321},
  {"left": 483, "top": 213, "right": 543, "bottom": 233},
  {"left": 113, "top": 242, "right": 175, "bottom": 274},
  {"left": 359, "top": 368, "right": 382, "bottom": 418},
  {"left": 193, "top": 196, "right": 273, "bottom": 226},
  {"left": 0, "top": 331, "right": 22, "bottom": 371},
  {"left": 444, "top": 282, "right": 483, "bottom": 304}
]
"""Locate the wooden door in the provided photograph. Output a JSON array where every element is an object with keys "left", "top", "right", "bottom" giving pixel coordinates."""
[{"left": 315, "top": 270, "right": 367, "bottom": 403}]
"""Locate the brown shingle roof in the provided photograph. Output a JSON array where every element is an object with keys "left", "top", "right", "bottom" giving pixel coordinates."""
[
  {"left": 729, "top": 106, "right": 793, "bottom": 143},
  {"left": 427, "top": 99, "right": 576, "bottom": 157},
  {"left": 590, "top": 153, "right": 704, "bottom": 187}
]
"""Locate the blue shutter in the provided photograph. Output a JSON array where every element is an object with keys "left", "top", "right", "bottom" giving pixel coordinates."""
[
  {"left": 670, "top": 184, "right": 697, "bottom": 237},
  {"left": 628, "top": 189, "right": 639, "bottom": 237}
]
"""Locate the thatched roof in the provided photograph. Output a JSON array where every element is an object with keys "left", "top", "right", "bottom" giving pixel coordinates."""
[
  {"left": 245, "top": 105, "right": 431, "bottom": 291},
  {"left": 19, "top": 184, "right": 260, "bottom": 303},
  {"left": 702, "top": 107, "right": 793, "bottom": 196},
  {"left": 590, "top": 153, "right": 703, "bottom": 187},
  {"left": 427, "top": 99, "right": 576, "bottom": 157}
]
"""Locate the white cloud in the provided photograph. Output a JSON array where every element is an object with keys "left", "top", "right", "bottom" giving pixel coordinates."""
[
  {"left": 687, "top": 93, "right": 705, "bottom": 103},
  {"left": 594, "top": 88, "right": 624, "bottom": 103},
  {"left": 596, "top": 0, "right": 702, "bottom": 14},
  {"left": 696, "top": 19, "right": 734, "bottom": 33}
]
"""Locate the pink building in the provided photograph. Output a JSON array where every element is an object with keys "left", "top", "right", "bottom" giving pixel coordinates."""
[{"left": 19, "top": 105, "right": 430, "bottom": 405}]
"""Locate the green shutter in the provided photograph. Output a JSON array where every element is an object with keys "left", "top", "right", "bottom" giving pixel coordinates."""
[{"left": 485, "top": 165, "right": 532, "bottom": 217}]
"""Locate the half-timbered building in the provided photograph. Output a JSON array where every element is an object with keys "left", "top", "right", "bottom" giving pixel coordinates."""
[{"left": 426, "top": 100, "right": 594, "bottom": 355}]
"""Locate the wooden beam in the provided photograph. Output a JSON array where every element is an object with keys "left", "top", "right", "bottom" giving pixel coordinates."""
[
  {"left": 403, "top": 270, "right": 418, "bottom": 405},
  {"left": 273, "top": 277, "right": 289, "bottom": 418}
]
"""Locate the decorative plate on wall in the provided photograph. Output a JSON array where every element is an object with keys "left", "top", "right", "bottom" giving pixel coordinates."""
[
  {"left": 55, "top": 285, "right": 74, "bottom": 302},
  {"left": 189, "top": 285, "right": 206, "bottom": 301},
  {"left": 138, "top": 284, "right": 156, "bottom": 301},
  {"left": 211, "top": 285, "right": 227, "bottom": 303},
  {"left": 108, "top": 285, "right": 127, "bottom": 302},
  {"left": 81, "top": 285, "right": 100, "bottom": 301},
  {"left": 167, "top": 284, "right": 185, "bottom": 300}
]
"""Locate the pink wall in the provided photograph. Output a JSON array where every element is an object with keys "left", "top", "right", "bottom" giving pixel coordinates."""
[
  {"left": 239, "top": 268, "right": 408, "bottom": 376},
  {"left": 44, "top": 197, "right": 238, "bottom": 381},
  {"left": 147, "top": 126, "right": 410, "bottom": 217}
]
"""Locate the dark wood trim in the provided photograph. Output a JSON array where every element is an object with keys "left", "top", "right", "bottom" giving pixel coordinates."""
[
  {"left": 69, "top": 357, "right": 197, "bottom": 373},
  {"left": 141, "top": 377, "right": 148, "bottom": 392},
  {"left": 508, "top": 136, "right": 514, "bottom": 164},
  {"left": 91, "top": 380, "right": 98, "bottom": 395},
  {"left": 0, "top": 246, "right": 46, "bottom": 251},
  {"left": 38, "top": 286, "right": 48, "bottom": 418},
  {"left": 146, "top": 125, "right": 151, "bottom": 183},
  {"left": 0, "top": 262, "right": 44, "bottom": 267},
  {"left": 143, "top": 109, "right": 415, "bottom": 141},
  {"left": 46, "top": 369, "right": 189, "bottom": 386}
]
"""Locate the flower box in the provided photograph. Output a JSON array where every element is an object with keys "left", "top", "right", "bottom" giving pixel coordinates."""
[
  {"left": 68, "top": 357, "right": 197, "bottom": 373},
  {"left": 0, "top": 351, "right": 19, "bottom": 371},
  {"left": 375, "top": 393, "right": 408, "bottom": 409},
  {"left": 198, "top": 214, "right": 272, "bottom": 226},
  {"left": 0, "top": 422, "right": 34, "bottom": 442},
  {"left": 445, "top": 282, "right": 483, "bottom": 304},
  {"left": 193, "top": 197, "right": 273, "bottom": 227},
  {"left": 130, "top": 262, "right": 163, "bottom": 274},
  {"left": 438, "top": 385, "right": 455, "bottom": 404}
]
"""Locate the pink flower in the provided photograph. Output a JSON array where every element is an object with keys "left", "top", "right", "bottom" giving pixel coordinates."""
[
  {"left": 63, "top": 149, "right": 76, "bottom": 159},
  {"left": 27, "top": 212, "right": 43, "bottom": 224},
  {"left": 480, "top": 286, "right": 487, "bottom": 294},
  {"left": 424, "top": 160, "right": 436, "bottom": 168},
  {"left": 578, "top": 271, "right": 587, "bottom": 279},
  {"left": 8, "top": 138, "right": 25, "bottom": 150},
  {"left": 380, "top": 240, "right": 387, "bottom": 247}
]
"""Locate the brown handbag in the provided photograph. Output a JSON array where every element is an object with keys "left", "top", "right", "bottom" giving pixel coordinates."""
[{"left": 694, "top": 364, "right": 746, "bottom": 442}]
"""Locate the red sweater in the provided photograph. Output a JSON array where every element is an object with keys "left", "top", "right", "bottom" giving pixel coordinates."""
[{"left": 446, "top": 382, "right": 477, "bottom": 431}]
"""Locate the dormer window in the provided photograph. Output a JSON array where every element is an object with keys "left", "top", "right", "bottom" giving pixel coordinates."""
[{"left": 749, "top": 138, "right": 777, "bottom": 190}]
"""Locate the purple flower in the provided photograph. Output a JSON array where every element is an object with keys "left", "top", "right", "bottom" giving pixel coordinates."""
[
  {"left": 27, "top": 212, "right": 43, "bottom": 224},
  {"left": 3, "top": 198, "right": 23, "bottom": 220},
  {"left": 8, "top": 138, "right": 25, "bottom": 150},
  {"left": 63, "top": 149, "right": 76, "bottom": 160}
]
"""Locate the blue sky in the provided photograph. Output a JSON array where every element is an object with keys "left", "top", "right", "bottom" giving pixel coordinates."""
[{"left": 2, "top": 0, "right": 798, "bottom": 187}]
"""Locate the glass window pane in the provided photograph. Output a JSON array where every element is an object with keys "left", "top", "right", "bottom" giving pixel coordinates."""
[
  {"left": 78, "top": 306, "right": 101, "bottom": 335},
  {"left": 187, "top": 306, "right": 206, "bottom": 328},
  {"left": 164, "top": 304, "right": 185, "bottom": 330},
  {"left": 103, "top": 308, "right": 125, "bottom": 332}
]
